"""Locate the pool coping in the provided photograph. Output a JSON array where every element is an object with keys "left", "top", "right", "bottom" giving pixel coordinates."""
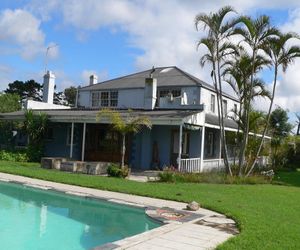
[{"left": 0, "top": 173, "right": 238, "bottom": 250}]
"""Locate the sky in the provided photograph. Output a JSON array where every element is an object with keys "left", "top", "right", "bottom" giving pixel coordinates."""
[{"left": 0, "top": 0, "right": 300, "bottom": 126}]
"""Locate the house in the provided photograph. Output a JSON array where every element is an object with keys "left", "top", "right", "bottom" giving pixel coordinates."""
[{"left": 1, "top": 66, "right": 244, "bottom": 172}]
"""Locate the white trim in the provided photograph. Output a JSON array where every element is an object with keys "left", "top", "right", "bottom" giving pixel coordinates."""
[
  {"left": 70, "top": 122, "right": 74, "bottom": 159},
  {"left": 200, "top": 125, "right": 205, "bottom": 172},
  {"left": 81, "top": 123, "right": 86, "bottom": 161},
  {"left": 177, "top": 123, "right": 183, "bottom": 171},
  {"left": 204, "top": 123, "right": 272, "bottom": 140}
]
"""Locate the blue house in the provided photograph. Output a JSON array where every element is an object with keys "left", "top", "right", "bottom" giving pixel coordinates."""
[{"left": 1, "top": 66, "right": 242, "bottom": 172}]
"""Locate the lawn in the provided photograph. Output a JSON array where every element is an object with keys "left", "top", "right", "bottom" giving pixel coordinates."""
[{"left": 0, "top": 161, "right": 299, "bottom": 250}]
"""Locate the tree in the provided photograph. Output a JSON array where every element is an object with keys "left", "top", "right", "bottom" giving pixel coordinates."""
[
  {"left": 64, "top": 86, "right": 77, "bottom": 106},
  {"left": 269, "top": 107, "right": 293, "bottom": 138},
  {"left": 97, "top": 109, "right": 152, "bottom": 168},
  {"left": 5, "top": 80, "right": 42, "bottom": 103},
  {"left": 247, "top": 32, "right": 300, "bottom": 176},
  {"left": 0, "top": 93, "right": 22, "bottom": 147},
  {"left": 0, "top": 93, "right": 21, "bottom": 113},
  {"left": 223, "top": 49, "right": 271, "bottom": 174},
  {"left": 233, "top": 15, "right": 279, "bottom": 173},
  {"left": 195, "top": 5, "right": 238, "bottom": 176},
  {"left": 296, "top": 113, "right": 300, "bottom": 135},
  {"left": 23, "top": 110, "right": 49, "bottom": 162}
]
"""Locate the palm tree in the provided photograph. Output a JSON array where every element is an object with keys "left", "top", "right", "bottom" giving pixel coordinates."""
[
  {"left": 296, "top": 113, "right": 300, "bottom": 135},
  {"left": 97, "top": 109, "right": 152, "bottom": 168},
  {"left": 233, "top": 15, "right": 279, "bottom": 171},
  {"left": 223, "top": 50, "right": 271, "bottom": 174},
  {"left": 195, "top": 6, "right": 238, "bottom": 176},
  {"left": 247, "top": 32, "right": 300, "bottom": 176}
]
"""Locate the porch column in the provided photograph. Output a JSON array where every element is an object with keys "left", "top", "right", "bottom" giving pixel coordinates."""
[
  {"left": 70, "top": 122, "right": 74, "bottom": 159},
  {"left": 218, "top": 130, "right": 222, "bottom": 167},
  {"left": 177, "top": 123, "right": 183, "bottom": 171},
  {"left": 81, "top": 122, "right": 86, "bottom": 161},
  {"left": 200, "top": 125, "right": 205, "bottom": 172}
]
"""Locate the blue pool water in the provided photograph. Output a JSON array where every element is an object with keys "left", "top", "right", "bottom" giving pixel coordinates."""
[{"left": 0, "top": 181, "right": 160, "bottom": 250}]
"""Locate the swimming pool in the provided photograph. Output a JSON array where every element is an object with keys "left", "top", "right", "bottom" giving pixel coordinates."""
[{"left": 0, "top": 181, "right": 160, "bottom": 250}]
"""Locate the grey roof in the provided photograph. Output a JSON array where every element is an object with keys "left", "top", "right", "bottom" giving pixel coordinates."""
[
  {"left": 205, "top": 113, "right": 238, "bottom": 129},
  {"left": 80, "top": 66, "right": 238, "bottom": 101},
  {"left": 0, "top": 108, "right": 200, "bottom": 123}
]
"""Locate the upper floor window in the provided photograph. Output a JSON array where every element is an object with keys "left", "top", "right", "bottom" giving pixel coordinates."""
[
  {"left": 101, "top": 92, "right": 109, "bottom": 106},
  {"left": 222, "top": 99, "right": 228, "bottom": 116},
  {"left": 91, "top": 91, "right": 118, "bottom": 107},
  {"left": 110, "top": 91, "right": 118, "bottom": 107},
  {"left": 159, "top": 89, "right": 181, "bottom": 98},
  {"left": 210, "top": 94, "right": 215, "bottom": 113},
  {"left": 92, "top": 92, "right": 100, "bottom": 107},
  {"left": 234, "top": 104, "right": 238, "bottom": 118}
]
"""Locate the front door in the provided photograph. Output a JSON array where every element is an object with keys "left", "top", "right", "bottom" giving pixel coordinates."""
[{"left": 170, "top": 130, "right": 190, "bottom": 167}]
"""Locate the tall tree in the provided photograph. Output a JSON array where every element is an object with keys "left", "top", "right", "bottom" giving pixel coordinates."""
[
  {"left": 233, "top": 15, "right": 279, "bottom": 172},
  {"left": 5, "top": 80, "right": 42, "bottom": 103},
  {"left": 223, "top": 50, "right": 271, "bottom": 174},
  {"left": 195, "top": 6, "right": 238, "bottom": 175},
  {"left": 97, "top": 109, "right": 152, "bottom": 168},
  {"left": 247, "top": 32, "right": 300, "bottom": 176}
]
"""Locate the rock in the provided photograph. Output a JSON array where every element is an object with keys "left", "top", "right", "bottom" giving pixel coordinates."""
[{"left": 186, "top": 201, "right": 200, "bottom": 211}]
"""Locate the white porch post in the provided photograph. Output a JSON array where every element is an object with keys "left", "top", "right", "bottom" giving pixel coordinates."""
[
  {"left": 177, "top": 123, "right": 183, "bottom": 171},
  {"left": 200, "top": 125, "right": 205, "bottom": 172},
  {"left": 218, "top": 130, "right": 222, "bottom": 167},
  {"left": 70, "top": 122, "right": 74, "bottom": 159},
  {"left": 81, "top": 122, "right": 86, "bottom": 161}
]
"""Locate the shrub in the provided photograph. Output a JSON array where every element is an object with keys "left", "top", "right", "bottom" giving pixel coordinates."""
[
  {"left": 158, "top": 169, "right": 271, "bottom": 184},
  {"left": 0, "top": 150, "right": 29, "bottom": 162},
  {"left": 107, "top": 163, "right": 130, "bottom": 178}
]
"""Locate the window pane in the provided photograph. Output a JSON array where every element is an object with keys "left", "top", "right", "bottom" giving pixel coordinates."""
[
  {"left": 92, "top": 92, "right": 99, "bottom": 107},
  {"left": 101, "top": 92, "right": 109, "bottom": 106},
  {"left": 110, "top": 91, "right": 118, "bottom": 107},
  {"left": 211, "top": 94, "right": 215, "bottom": 112}
]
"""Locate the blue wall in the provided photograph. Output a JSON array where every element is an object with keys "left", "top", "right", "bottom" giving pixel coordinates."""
[{"left": 44, "top": 123, "right": 83, "bottom": 160}]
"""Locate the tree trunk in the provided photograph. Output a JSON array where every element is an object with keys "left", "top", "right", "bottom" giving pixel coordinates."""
[
  {"left": 216, "top": 43, "right": 231, "bottom": 176},
  {"left": 246, "top": 66, "right": 278, "bottom": 177},
  {"left": 121, "top": 133, "right": 126, "bottom": 169},
  {"left": 239, "top": 49, "right": 256, "bottom": 174}
]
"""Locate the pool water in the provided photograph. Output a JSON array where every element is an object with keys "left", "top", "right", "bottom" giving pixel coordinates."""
[{"left": 0, "top": 181, "right": 160, "bottom": 250}]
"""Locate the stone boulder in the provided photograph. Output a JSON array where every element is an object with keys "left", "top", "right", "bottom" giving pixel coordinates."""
[{"left": 186, "top": 201, "right": 200, "bottom": 211}]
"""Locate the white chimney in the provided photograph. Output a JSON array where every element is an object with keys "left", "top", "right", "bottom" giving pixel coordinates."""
[
  {"left": 43, "top": 70, "right": 55, "bottom": 104},
  {"left": 144, "top": 78, "right": 157, "bottom": 110},
  {"left": 89, "top": 74, "right": 98, "bottom": 85}
]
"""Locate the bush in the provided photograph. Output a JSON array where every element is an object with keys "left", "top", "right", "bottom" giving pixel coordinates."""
[
  {"left": 0, "top": 150, "right": 29, "bottom": 162},
  {"left": 158, "top": 169, "right": 271, "bottom": 184},
  {"left": 107, "top": 163, "right": 130, "bottom": 178}
]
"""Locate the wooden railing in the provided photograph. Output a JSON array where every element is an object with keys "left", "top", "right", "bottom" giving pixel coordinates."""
[
  {"left": 180, "top": 157, "right": 236, "bottom": 173},
  {"left": 180, "top": 158, "right": 201, "bottom": 173}
]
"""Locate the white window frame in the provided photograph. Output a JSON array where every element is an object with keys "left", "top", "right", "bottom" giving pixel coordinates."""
[
  {"left": 210, "top": 94, "right": 215, "bottom": 113},
  {"left": 222, "top": 99, "right": 228, "bottom": 117}
]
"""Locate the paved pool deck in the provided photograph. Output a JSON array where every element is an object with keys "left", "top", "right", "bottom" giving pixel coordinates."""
[{"left": 0, "top": 173, "right": 238, "bottom": 250}]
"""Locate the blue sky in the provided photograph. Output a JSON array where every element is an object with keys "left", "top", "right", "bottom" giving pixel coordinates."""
[{"left": 0, "top": 0, "right": 300, "bottom": 124}]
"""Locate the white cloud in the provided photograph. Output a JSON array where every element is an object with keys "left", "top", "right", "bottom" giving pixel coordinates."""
[
  {"left": 22, "top": 0, "right": 300, "bottom": 115},
  {"left": 0, "top": 9, "right": 46, "bottom": 59}
]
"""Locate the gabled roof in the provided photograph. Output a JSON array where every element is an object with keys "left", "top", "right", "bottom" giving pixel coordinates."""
[{"left": 79, "top": 66, "right": 238, "bottom": 101}]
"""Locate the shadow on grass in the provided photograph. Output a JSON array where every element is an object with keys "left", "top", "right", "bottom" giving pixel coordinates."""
[{"left": 273, "top": 168, "right": 300, "bottom": 187}]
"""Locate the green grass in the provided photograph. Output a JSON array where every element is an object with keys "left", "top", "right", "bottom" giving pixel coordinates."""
[
  {"left": 275, "top": 168, "right": 300, "bottom": 187},
  {"left": 0, "top": 161, "right": 299, "bottom": 250}
]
